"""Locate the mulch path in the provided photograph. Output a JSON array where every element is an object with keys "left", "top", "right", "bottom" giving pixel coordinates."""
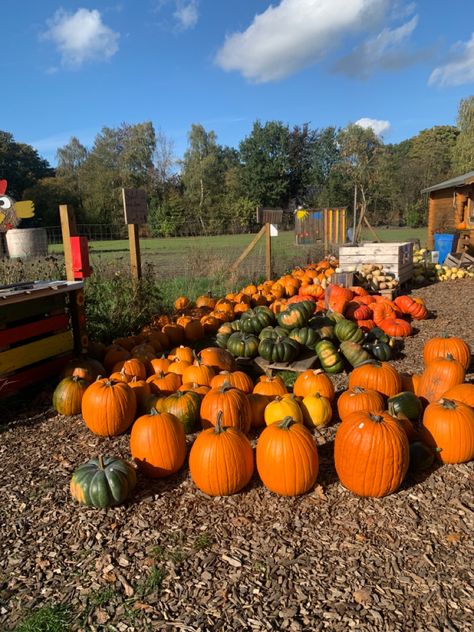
[{"left": 1, "top": 280, "right": 473, "bottom": 632}]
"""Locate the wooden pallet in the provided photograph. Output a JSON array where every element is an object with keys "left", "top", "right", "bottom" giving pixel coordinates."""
[{"left": 254, "top": 350, "right": 318, "bottom": 376}]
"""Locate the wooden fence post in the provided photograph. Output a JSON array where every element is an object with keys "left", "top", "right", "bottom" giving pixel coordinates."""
[{"left": 59, "top": 205, "right": 77, "bottom": 282}]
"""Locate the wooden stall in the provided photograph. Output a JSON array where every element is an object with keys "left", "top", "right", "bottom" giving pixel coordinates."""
[
  {"left": 338, "top": 242, "right": 414, "bottom": 284},
  {"left": 295, "top": 207, "right": 347, "bottom": 252},
  {"left": 423, "top": 170, "right": 474, "bottom": 254},
  {"left": 0, "top": 281, "right": 87, "bottom": 397}
]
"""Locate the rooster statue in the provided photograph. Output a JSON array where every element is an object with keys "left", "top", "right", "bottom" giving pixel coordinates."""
[{"left": 0, "top": 179, "right": 35, "bottom": 232}]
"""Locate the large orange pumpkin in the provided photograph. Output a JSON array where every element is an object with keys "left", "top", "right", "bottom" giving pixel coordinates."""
[
  {"left": 130, "top": 411, "right": 186, "bottom": 478},
  {"left": 336, "top": 386, "right": 385, "bottom": 423},
  {"left": 189, "top": 412, "right": 254, "bottom": 496},
  {"left": 256, "top": 416, "right": 319, "bottom": 496},
  {"left": 418, "top": 355, "right": 465, "bottom": 404},
  {"left": 81, "top": 379, "right": 136, "bottom": 437},
  {"left": 247, "top": 393, "right": 268, "bottom": 428},
  {"left": 147, "top": 371, "right": 182, "bottom": 395},
  {"left": 334, "top": 411, "right": 409, "bottom": 497},
  {"left": 252, "top": 375, "right": 288, "bottom": 399},
  {"left": 199, "top": 347, "right": 236, "bottom": 372},
  {"left": 421, "top": 399, "right": 474, "bottom": 464},
  {"left": 293, "top": 369, "right": 335, "bottom": 401},
  {"left": 441, "top": 383, "right": 474, "bottom": 408},
  {"left": 182, "top": 360, "right": 216, "bottom": 387},
  {"left": 348, "top": 361, "right": 401, "bottom": 398},
  {"left": 200, "top": 383, "right": 251, "bottom": 433},
  {"left": 112, "top": 358, "right": 147, "bottom": 381},
  {"left": 210, "top": 370, "right": 254, "bottom": 394},
  {"left": 423, "top": 336, "right": 471, "bottom": 371}
]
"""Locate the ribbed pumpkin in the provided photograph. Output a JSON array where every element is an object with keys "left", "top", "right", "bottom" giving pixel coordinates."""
[
  {"left": 130, "top": 410, "right": 186, "bottom": 478},
  {"left": 149, "top": 356, "right": 171, "bottom": 375},
  {"left": 336, "top": 387, "right": 384, "bottom": 423},
  {"left": 146, "top": 371, "right": 182, "bottom": 395},
  {"left": 247, "top": 393, "right": 268, "bottom": 428},
  {"left": 301, "top": 393, "right": 332, "bottom": 428},
  {"left": 61, "top": 357, "right": 105, "bottom": 383},
  {"left": 264, "top": 394, "right": 303, "bottom": 426},
  {"left": 199, "top": 347, "right": 236, "bottom": 372},
  {"left": 70, "top": 456, "right": 136, "bottom": 508},
  {"left": 200, "top": 382, "right": 251, "bottom": 433},
  {"left": 348, "top": 361, "right": 401, "bottom": 398},
  {"left": 441, "top": 383, "right": 474, "bottom": 408},
  {"left": 334, "top": 411, "right": 409, "bottom": 497},
  {"left": 178, "top": 382, "right": 211, "bottom": 396},
  {"left": 128, "top": 378, "right": 152, "bottom": 416},
  {"left": 82, "top": 379, "right": 136, "bottom": 437},
  {"left": 418, "top": 355, "right": 465, "bottom": 404},
  {"left": 423, "top": 336, "right": 471, "bottom": 370},
  {"left": 189, "top": 412, "right": 254, "bottom": 496},
  {"left": 103, "top": 345, "right": 132, "bottom": 372},
  {"left": 421, "top": 399, "right": 474, "bottom": 464},
  {"left": 167, "top": 358, "right": 192, "bottom": 377},
  {"left": 112, "top": 358, "right": 147, "bottom": 381},
  {"left": 169, "top": 345, "right": 194, "bottom": 363},
  {"left": 378, "top": 318, "right": 413, "bottom": 338},
  {"left": 160, "top": 390, "right": 201, "bottom": 433},
  {"left": 256, "top": 416, "right": 319, "bottom": 496},
  {"left": 53, "top": 375, "right": 89, "bottom": 416},
  {"left": 293, "top": 370, "right": 335, "bottom": 401},
  {"left": 252, "top": 375, "right": 288, "bottom": 399},
  {"left": 182, "top": 360, "right": 216, "bottom": 387},
  {"left": 210, "top": 370, "right": 254, "bottom": 394}
]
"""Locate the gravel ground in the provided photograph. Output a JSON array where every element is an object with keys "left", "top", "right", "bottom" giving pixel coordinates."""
[{"left": 1, "top": 280, "right": 473, "bottom": 632}]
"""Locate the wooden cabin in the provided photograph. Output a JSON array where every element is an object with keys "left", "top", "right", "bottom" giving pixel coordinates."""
[{"left": 423, "top": 170, "right": 474, "bottom": 254}]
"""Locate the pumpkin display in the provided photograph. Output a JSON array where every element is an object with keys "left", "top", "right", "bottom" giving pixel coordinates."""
[
  {"left": 53, "top": 376, "right": 89, "bottom": 416},
  {"left": 160, "top": 390, "right": 201, "bottom": 433},
  {"left": 301, "top": 393, "right": 332, "bottom": 428},
  {"left": 82, "top": 379, "right": 136, "bottom": 437},
  {"left": 288, "top": 327, "right": 319, "bottom": 349},
  {"left": 247, "top": 393, "right": 268, "bottom": 428},
  {"left": 363, "top": 340, "right": 392, "bottom": 362},
  {"left": 256, "top": 416, "right": 319, "bottom": 496},
  {"left": 178, "top": 382, "right": 211, "bottom": 396},
  {"left": 182, "top": 360, "right": 216, "bottom": 387},
  {"left": 259, "top": 325, "right": 289, "bottom": 340},
  {"left": 417, "top": 355, "right": 465, "bottom": 404},
  {"left": 199, "top": 347, "right": 236, "bottom": 372},
  {"left": 315, "top": 340, "right": 344, "bottom": 374},
  {"left": 264, "top": 394, "right": 303, "bottom": 426},
  {"left": 348, "top": 361, "right": 401, "bottom": 398},
  {"left": 70, "top": 456, "right": 136, "bottom": 508},
  {"left": 423, "top": 335, "right": 471, "bottom": 370},
  {"left": 387, "top": 391, "right": 423, "bottom": 422},
  {"left": 253, "top": 375, "right": 288, "bottom": 398},
  {"left": 334, "top": 411, "right": 409, "bottom": 497},
  {"left": 200, "top": 383, "right": 251, "bottom": 433},
  {"left": 130, "top": 410, "right": 186, "bottom": 478},
  {"left": 334, "top": 319, "right": 364, "bottom": 344},
  {"left": 277, "top": 301, "right": 314, "bottom": 330},
  {"left": 293, "top": 370, "right": 335, "bottom": 401},
  {"left": 258, "top": 336, "right": 301, "bottom": 363},
  {"left": 339, "top": 341, "right": 372, "bottom": 367},
  {"left": 167, "top": 358, "right": 192, "bottom": 377},
  {"left": 226, "top": 332, "right": 260, "bottom": 358},
  {"left": 441, "top": 383, "right": 474, "bottom": 408},
  {"left": 169, "top": 345, "right": 194, "bottom": 363},
  {"left": 61, "top": 357, "right": 105, "bottom": 383},
  {"left": 325, "top": 284, "right": 353, "bottom": 314},
  {"left": 421, "top": 399, "right": 474, "bottom": 464},
  {"left": 378, "top": 318, "right": 413, "bottom": 338},
  {"left": 189, "top": 412, "right": 254, "bottom": 496},
  {"left": 239, "top": 306, "right": 275, "bottom": 334},
  {"left": 210, "top": 371, "right": 254, "bottom": 394},
  {"left": 336, "top": 387, "right": 384, "bottom": 423},
  {"left": 112, "top": 358, "right": 147, "bottom": 381},
  {"left": 128, "top": 378, "right": 152, "bottom": 415},
  {"left": 147, "top": 371, "right": 182, "bottom": 395},
  {"left": 150, "top": 356, "right": 171, "bottom": 375},
  {"left": 103, "top": 346, "right": 132, "bottom": 373}
]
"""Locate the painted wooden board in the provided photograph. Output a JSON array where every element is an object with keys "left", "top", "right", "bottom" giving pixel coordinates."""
[
  {"left": 0, "top": 313, "right": 70, "bottom": 347},
  {"left": 0, "top": 330, "right": 74, "bottom": 375},
  {"left": 0, "top": 354, "right": 73, "bottom": 398},
  {"left": 0, "top": 295, "right": 66, "bottom": 327},
  {"left": 0, "top": 281, "right": 83, "bottom": 306},
  {"left": 254, "top": 352, "right": 318, "bottom": 375}
]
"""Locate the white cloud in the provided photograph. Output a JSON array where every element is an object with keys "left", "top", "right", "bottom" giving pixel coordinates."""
[
  {"left": 355, "top": 117, "right": 391, "bottom": 136},
  {"left": 429, "top": 32, "right": 474, "bottom": 87},
  {"left": 215, "top": 0, "right": 390, "bottom": 83},
  {"left": 43, "top": 8, "right": 119, "bottom": 68},
  {"left": 174, "top": 1, "right": 198, "bottom": 30},
  {"left": 334, "top": 15, "right": 419, "bottom": 78}
]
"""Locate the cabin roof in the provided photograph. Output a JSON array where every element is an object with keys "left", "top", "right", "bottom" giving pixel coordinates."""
[{"left": 422, "top": 170, "right": 474, "bottom": 193}]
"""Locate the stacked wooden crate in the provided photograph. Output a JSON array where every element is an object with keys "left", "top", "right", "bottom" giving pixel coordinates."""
[
  {"left": 338, "top": 242, "right": 414, "bottom": 284},
  {"left": 0, "top": 281, "right": 87, "bottom": 397}
]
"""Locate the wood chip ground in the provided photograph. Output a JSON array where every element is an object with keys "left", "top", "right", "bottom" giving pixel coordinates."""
[{"left": 1, "top": 280, "right": 473, "bottom": 631}]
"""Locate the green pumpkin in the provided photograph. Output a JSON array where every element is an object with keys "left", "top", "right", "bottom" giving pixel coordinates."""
[
  {"left": 53, "top": 375, "right": 89, "bottom": 415},
  {"left": 70, "top": 456, "right": 136, "bottom": 508},
  {"left": 240, "top": 306, "right": 275, "bottom": 334},
  {"left": 216, "top": 322, "right": 236, "bottom": 349},
  {"left": 226, "top": 332, "right": 260, "bottom": 358},
  {"left": 161, "top": 390, "right": 201, "bottom": 433},
  {"left": 259, "top": 325, "right": 289, "bottom": 340},
  {"left": 364, "top": 326, "right": 391, "bottom": 345},
  {"left": 339, "top": 341, "right": 372, "bottom": 367},
  {"left": 388, "top": 391, "right": 423, "bottom": 422},
  {"left": 363, "top": 340, "right": 393, "bottom": 361},
  {"left": 277, "top": 301, "right": 314, "bottom": 330},
  {"left": 409, "top": 442, "right": 435, "bottom": 472},
  {"left": 315, "top": 339, "right": 344, "bottom": 374},
  {"left": 258, "top": 336, "right": 301, "bottom": 363},
  {"left": 334, "top": 319, "right": 365, "bottom": 344},
  {"left": 327, "top": 311, "right": 346, "bottom": 323},
  {"left": 288, "top": 327, "right": 319, "bottom": 349}
]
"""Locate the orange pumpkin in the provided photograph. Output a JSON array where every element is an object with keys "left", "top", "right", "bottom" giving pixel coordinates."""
[
  {"left": 348, "top": 361, "right": 401, "bottom": 398},
  {"left": 441, "top": 383, "right": 474, "bottom": 408},
  {"left": 182, "top": 360, "right": 216, "bottom": 387},
  {"left": 422, "top": 399, "right": 474, "bottom": 463},
  {"left": 334, "top": 411, "right": 409, "bottom": 497},
  {"left": 174, "top": 296, "right": 191, "bottom": 311},
  {"left": 418, "top": 355, "right": 465, "bottom": 404},
  {"left": 149, "top": 355, "right": 171, "bottom": 375},
  {"left": 200, "top": 383, "right": 251, "bottom": 433},
  {"left": 112, "top": 358, "right": 147, "bottom": 381},
  {"left": 81, "top": 379, "right": 136, "bottom": 437},
  {"left": 423, "top": 336, "right": 471, "bottom": 371},
  {"left": 252, "top": 375, "right": 288, "bottom": 399},
  {"left": 247, "top": 393, "right": 268, "bottom": 428},
  {"left": 147, "top": 371, "right": 182, "bottom": 395},
  {"left": 293, "top": 370, "right": 335, "bottom": 401},
  {"left": 337, "top": 387, "right": 385, "bottom": 423},
  {"left": 167, "top": 358, "right": 192, "bottom": 377},
  {"left": 162, "top": 323, "right": 185, "bottom": 346},
  {"left": 378, "top": 317, "right": 413, "bottom": 338},
  {"left": 210, "top": 370, "right": 253, "bottom": 393},
  {"left": 168, "top": 345, "right": 194, "bottom": 363},
  {"left": 103, "top": 345, "right": 132, "bottom": 373},
  {"left": 199, "top": 347, "right": 236, "bottom": 372}
]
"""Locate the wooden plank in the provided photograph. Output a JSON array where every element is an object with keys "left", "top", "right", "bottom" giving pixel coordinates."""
[
  {"left": 0, "top": 354, "right": 73, "bottom": 398},
  {"left": 0, "top": 295, "right": 66, "bottom": 327},
  {"left": 265, "top": 222, "right": 272, "bottom": 279},
  {"left": 60, "top": 205, "right": 77, "bottom": 282},
  {"left": 231, "top": 226, "right": 266, "bottom": 272},
  {"left": 254, "top": 352, "right": 318, "bottom": 375},
  {"left": 0, "top": 331, "right": 74, "bottom": 375},
  {"left": 0, "top": 314, "right": 69, "bottom": 347},
  {"left": 128, "top": 223, "right": 142, "bottom": 280},
  {"left": 0, "top": 281, "right": 83, "bottom": 307}
]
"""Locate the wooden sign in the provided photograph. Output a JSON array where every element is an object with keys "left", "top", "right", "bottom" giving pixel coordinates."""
[
  {"left": 122, "top": 188, "right": 148, "bottom": 225},
  {"left": 256, "top": 207, "right": 283, "bottom": 224}
]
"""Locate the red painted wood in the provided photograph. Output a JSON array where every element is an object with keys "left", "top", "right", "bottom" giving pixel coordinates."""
[
  {"left": 0, "top": 354, "right": 73, "bottom": 398},
  {"left": 0, "top": 314, "right": 70, "bottom": 347}
]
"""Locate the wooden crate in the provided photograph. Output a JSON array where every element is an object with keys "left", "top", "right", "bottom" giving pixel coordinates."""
[
  {"left": 338, "top": 242, "right": 413, "bottom": 283},
  {"left": 0, "top": 281, "right": 87, "bottom": 397}
]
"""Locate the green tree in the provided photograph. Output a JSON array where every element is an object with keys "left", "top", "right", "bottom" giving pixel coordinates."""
[
  {"left": 56, "top": 136, "right": 88, "bottom": 216},
  {"left": 22, "top": 177, "right": 81, "bottom": 226},
  {"left": 452, "top": 96, "right": 474, "bottom": 174},
  {"left": 0, "top": 131, "right": 53, "bottom": 199}
]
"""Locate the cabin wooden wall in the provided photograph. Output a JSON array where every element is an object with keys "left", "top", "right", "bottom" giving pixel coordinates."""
[{"left": 427, "top": 185, "right": 473, "bottom": 249}]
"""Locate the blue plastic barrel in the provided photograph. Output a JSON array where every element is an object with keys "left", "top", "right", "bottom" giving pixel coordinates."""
[{"left": 434, "top": 233, "right": 456, "bottom": 264}]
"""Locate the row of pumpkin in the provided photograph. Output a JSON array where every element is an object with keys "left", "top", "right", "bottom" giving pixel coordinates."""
[{"left": 61, "top": 334, "right": 474, "bottom": 508}]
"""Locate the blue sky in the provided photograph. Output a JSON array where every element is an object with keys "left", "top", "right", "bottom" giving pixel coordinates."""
[{"left": 2, "top": 0, "right": 474, "bottom": 166}]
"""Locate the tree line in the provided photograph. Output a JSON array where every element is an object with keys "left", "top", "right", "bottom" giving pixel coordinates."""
[{"left": 1, "top": 96, "right": 473, "bottom": 236}]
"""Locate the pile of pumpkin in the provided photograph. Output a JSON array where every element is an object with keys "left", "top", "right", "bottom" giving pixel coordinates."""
[{"left": 55, "top": 334, "right": 473, "bottom": 508}]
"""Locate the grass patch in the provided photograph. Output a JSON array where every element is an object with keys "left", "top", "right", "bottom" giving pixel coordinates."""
[
  {"left": 136, "top": 565, "right": 167, "bottom": 598},
  {"left": 13, "top": 604, "right": 72, "bottom": 632},
  {"left": 193, "top": 533, "right": 213, "bottom": 551}
]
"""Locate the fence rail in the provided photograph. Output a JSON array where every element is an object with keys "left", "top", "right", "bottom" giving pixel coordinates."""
[{"left": 46, "top": 224, "right": 129, "bottom": 244}]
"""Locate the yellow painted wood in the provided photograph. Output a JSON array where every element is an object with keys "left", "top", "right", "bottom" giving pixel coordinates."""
[{"left": 0, "top": 331, "right": 74, "bottom": 375}]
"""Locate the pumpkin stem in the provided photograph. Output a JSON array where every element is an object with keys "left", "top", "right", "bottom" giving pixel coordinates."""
[
  {"left": 369, "top": 413, "right": 384, "bottom": 423},
  {"left": 219, "top": 380, "right": 233, "bottom": 393},
  {"left": 278, "top": 416, "right": 296, "bottom": 429},
  {"left": 439, "top": 398, "right": 458, "bottom": 410},
  {"left": 98, "top": 455, "right": 105, "bottom": 470},
  {"left": 214, "top": 411, "right": 226, "bottom": 434},
  {"left": 352, "top": 386, "right": 365, "bottom": 393}
]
